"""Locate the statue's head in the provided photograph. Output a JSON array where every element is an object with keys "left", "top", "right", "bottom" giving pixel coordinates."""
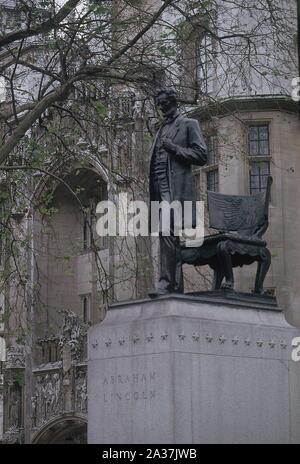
[{"left": 155, "top": 88, "right": 178, "bottom": 116}]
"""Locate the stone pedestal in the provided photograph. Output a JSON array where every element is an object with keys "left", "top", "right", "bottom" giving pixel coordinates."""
[{"left": 88, "top": 293, "right": 300, "bottom": 444}]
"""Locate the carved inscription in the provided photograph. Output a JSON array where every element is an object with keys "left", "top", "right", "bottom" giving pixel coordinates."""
[{"left": 103, "top": 371, "right": 157, "bottom": 403}]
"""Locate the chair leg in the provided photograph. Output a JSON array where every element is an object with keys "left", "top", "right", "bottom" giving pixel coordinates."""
[
  {"left": 254, "top": 248, "right": 271, "bottom": 294},
  {"left": 212, "top": 268, "right": 224, "bottom": 290},
  {"left": 217, "top": 241, "right": 234, "bottom": 290}
]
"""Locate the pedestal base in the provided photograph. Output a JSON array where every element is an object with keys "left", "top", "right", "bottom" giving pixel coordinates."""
[{"left": 88, "top": 293, "right": 300, "bottom": 444}]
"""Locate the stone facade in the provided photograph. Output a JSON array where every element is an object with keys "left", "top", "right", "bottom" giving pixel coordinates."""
[{"left": 2, "top": 312, "right": 88, "bottom": 444}]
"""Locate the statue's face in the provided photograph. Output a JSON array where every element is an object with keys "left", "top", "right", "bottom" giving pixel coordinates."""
[{"left": 156, "top": 93, "right": 176, "bottom": 116}]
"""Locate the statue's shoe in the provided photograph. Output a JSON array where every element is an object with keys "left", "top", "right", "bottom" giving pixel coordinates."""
[
  {"left": 148, "top": 288, "right": 171, "bottom": 299},
  {"left": 221, "top": 281, "right": 234, "bottom": 291}
]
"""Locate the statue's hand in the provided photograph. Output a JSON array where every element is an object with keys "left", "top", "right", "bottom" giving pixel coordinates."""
[{"left": 162, "top": 138, "right": 177, "bottom": 153}]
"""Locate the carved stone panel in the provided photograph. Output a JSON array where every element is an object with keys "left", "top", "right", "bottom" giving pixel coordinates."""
[{"left": 32, "top": 371, "right": 63, "bottom": 429}]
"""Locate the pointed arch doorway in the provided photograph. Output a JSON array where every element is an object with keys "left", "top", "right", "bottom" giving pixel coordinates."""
[{"left": 32, "top": 414, "right": 87, "bottom": 444}]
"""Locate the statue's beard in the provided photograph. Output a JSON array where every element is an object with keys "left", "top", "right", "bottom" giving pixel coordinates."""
[{"left": 161, "top": 104, "right": 176, "bottom": 117}]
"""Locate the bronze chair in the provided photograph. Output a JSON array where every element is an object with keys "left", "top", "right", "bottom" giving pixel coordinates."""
[{"left": 181, "top": 177, "right": 273, "bottom": 294}]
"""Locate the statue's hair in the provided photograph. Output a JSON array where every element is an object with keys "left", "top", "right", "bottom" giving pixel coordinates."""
[{"left": 155, "top": 88, "right": 177, "bottom": 103}]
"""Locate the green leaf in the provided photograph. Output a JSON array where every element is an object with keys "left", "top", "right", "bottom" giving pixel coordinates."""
[{"left": 94, "top": 101, "right": 108, "bottom": 118}]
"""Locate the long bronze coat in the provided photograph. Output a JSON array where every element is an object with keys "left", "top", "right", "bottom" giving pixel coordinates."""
[{"left": 149, "top": 114, "right": 207, "bottom": 229}]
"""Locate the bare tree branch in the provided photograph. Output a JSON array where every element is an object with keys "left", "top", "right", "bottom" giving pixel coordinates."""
[{"left": 0, "top": 0, "right": 81, "bottom": 49}]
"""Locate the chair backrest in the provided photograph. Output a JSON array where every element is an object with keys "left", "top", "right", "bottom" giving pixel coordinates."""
[{"left": 207, "top": 177, "right": 272, "bottom": 237}]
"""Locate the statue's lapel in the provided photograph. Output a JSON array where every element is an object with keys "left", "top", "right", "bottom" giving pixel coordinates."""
[
  {"left": 165, "top": 115, "right": 182, "bottom": 140},
  {"left": 149, "top": 114, "right": 181, "bottom": 165}
]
